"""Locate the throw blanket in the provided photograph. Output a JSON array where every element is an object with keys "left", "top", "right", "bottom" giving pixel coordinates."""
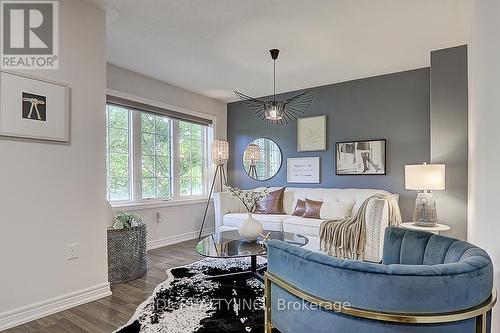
[{"left": 319, "top": 194, "right": 402, "bottom": 260}]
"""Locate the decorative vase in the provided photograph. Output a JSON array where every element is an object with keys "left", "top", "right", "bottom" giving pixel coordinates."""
[{"left": 238, "top": 212, "right": 263, "bottom": 242}]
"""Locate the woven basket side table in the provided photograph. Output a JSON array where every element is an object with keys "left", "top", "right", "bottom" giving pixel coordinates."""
[{"left": 107, "top": 224, "right": 147, "bottom": 285}]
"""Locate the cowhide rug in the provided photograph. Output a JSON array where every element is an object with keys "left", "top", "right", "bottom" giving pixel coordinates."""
[{"left": 114, "top": 257, "right": 276, "bottom": 333}]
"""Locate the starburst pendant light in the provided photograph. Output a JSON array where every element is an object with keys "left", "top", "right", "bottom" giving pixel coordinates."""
[{"left": 234, "top": 49, "right": 314, "bottom": 125}]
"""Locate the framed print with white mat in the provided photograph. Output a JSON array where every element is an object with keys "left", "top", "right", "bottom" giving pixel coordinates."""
[
  {"left": 287, "top": 157, "right": 320, "bottom": 183},
  {"left": 297, "top": 115, "right": 326, "bottom": 152},
  {"left": 0, "top": 71, "right": 69, "bottom": 142}
]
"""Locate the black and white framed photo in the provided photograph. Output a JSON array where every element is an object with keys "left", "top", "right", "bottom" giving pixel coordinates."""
[
  {"left": 0, "top": 71, "right": 69, "bottom": 142},
  {"left": 336, "top": 139, "right": 386, "bottom": 175},
  {"left": 297, "top": 115, "right": 326, "bottom": 152},
  {"left": 287, "top": 157, "right": 320, "bottom": 183}
]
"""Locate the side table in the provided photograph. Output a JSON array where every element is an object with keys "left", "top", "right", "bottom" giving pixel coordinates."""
[{"left": 401, "top": 222, "right": 450, "bottom": 235}]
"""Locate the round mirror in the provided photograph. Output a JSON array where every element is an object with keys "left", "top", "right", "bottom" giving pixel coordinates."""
[{"left": 243, "top": 138, "right": 282, "bottom": 180}]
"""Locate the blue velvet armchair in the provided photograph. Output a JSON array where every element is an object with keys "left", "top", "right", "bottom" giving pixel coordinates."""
[{"left": 265, "top": 226, "right": 496, "bottom": 333}]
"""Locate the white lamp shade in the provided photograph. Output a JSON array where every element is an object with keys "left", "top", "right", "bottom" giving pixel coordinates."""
[
  {"left": 211, "top": 139, "right": 229, "bottom": 165},
  {"left": 405, "top": 164, "right": 445, "bottom": 190}
]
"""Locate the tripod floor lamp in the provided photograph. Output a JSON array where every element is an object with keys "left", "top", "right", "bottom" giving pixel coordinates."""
[{"left": 198, "top": 139, "right": 229, "bottom": 239}]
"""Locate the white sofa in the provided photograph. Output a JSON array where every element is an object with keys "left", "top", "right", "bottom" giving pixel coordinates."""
[{"left": 214, "top": 187, "right": 399, "bottom": 262}]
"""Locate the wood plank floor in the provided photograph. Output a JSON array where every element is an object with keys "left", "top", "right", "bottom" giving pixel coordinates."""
[{"left": 5, "top": 239, "right": 202, "bottom": 333}]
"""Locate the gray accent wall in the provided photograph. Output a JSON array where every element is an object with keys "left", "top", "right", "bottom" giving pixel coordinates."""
[
  {"left": 430, "top": 45, "right": 468, "bottom": 239},
  {"left": 227, "top": 68, "right": 431, "bottom": 221}
]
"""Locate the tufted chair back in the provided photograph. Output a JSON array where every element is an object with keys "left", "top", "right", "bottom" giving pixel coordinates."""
[{"left": 382, "top": 227, "right": 491, "bottom": 269}]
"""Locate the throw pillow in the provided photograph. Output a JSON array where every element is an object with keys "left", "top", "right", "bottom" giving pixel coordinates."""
[
  {"left": 319, "top": 201, "right": 355, "bottom": 220},
  {"left": 254, "top": 187, "right": 286, "bottom": 214},
  {"left": 303, "top": 199, "right": 324, "bottom": 219},
  {"left": 292, "top": 199, "right": 306, "bottom": 216}
]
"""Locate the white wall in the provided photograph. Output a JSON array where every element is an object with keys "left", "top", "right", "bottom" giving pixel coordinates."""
[
  {"left": 430, "top": 46, "right": 468, "bottom": 240},
  {"left": 120, "top": 201, "right": 216, "bottom": 250},
  {"left": 106, "top": 64, "right": 227, "bottom": 247},
  {"left": 0, "top": 0, "right": 109, "bottom": 330},
  {"left": 468, "top": 0, "right": 500, "bottom": 330},
  {"left": 107, "top": 64, "right": 227, "bottom": 140}
]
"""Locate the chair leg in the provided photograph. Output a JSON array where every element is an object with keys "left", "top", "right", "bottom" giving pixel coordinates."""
[
  {"left": 476, "top": 312, "right": 487, "bottom": 333},
  {"left": 264, "top": 275, "right": 273, "bottom": 333}
]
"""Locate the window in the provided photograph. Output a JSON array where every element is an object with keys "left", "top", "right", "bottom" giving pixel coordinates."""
[
  {"left": 179, "top": 121, "right": 205, "bottom": 196},
  {"left": 141, "top": 113, "right": 171, "bottom": 199},
  {"left": 106, "top": 105, "right": 131, "bottom": 202},
  {"left": 105, "top": 102, "right": 210, "bottom": 204}
]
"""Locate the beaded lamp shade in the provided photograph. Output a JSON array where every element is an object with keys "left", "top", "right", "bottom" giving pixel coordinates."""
[
  {"left": 244, "top": 144, "right": 261, "bottom": 166},
  {"left": 211, "top": 139, "right": 229, "bottom": 165}
]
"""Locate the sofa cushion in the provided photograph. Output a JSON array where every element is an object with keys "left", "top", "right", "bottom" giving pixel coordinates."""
[
  {"left": 223, "top": 213, "right": 288, "bottom": 231},
  {"left": 319, "top": 200, "right": 355, "bottom": 220},
  {"left": 303, "top": 199, "right": 323, "bottom": 219},
  {"left": 291, "top": 199, "right": 306, "bottom": 216},
  {"left": 283, "top": 217, "right": 327, "bottom": 237},
  {"left": 254, "top": 187, "right": 286, "bottom": 214}
]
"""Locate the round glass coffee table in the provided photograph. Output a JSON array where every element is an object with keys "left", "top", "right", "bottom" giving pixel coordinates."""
[{"left": 196, "top": 230, "right": 308, "bottom": 281}]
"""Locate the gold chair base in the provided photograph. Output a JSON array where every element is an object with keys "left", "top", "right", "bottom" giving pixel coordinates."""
[{"left": 264, "top": 272, "right": 496, "bottom": 333}]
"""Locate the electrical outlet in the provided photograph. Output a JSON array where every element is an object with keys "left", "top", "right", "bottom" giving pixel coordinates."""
[{"left": 67, "top": 243, "right": 78, "bottom": 260}]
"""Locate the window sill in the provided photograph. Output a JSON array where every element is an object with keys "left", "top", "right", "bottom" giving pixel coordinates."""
[{"left": 112, "top": 197, "right": 211, "bottom": 211}]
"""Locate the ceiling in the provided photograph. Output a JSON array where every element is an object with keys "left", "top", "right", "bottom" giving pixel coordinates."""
[{"left": 104, "top": 0, "right": 473, "bottom": 102}]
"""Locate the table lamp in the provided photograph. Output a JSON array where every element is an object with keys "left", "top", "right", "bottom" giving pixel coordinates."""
[
  {"left": 405, "top": 163, "right": 445, "bottom": 227},
  {"left": 199, "top": 139, "right": 229, "bottom": 239}
]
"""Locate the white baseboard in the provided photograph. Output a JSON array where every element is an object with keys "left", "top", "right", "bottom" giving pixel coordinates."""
[
  {"left": 1, "top": 229, "right": 213, "bottom": 330},
  {"left": 0, "top": 282, "right": 111, "bottom": 331},
  {"left": 147, "top": 228, "right": 215, "bottom": 250}
]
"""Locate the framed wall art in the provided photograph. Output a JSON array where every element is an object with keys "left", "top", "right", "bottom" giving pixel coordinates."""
[
  {"left": 287, "top": 157, "right": 320, "bottom": 183},
  {"left": 0, "top": 71, "right": 70, "bottom": 142},
  {"left": 336, "top": 139, "right": 386, "bottom": 175},
  {"left": 297, "top": 115, "right": 326, "bottom": 152}
]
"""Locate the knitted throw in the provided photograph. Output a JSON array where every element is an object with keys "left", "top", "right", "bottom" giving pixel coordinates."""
[{"left": 319, "top": 194, "right": 402, "bottom": 260}]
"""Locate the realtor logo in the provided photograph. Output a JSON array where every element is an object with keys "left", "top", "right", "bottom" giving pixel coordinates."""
[{"left": 1, "top": 1, "right": 59, "bottom": 69}]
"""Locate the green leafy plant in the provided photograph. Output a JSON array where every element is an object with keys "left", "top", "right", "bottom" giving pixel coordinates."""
[{"left": 114, "top": 211, "right": 143, "bottom": 229}]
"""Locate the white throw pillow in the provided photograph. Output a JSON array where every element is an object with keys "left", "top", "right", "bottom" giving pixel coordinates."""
[{"left": 320, "top": 201, "right": 355, "bottom": 220}]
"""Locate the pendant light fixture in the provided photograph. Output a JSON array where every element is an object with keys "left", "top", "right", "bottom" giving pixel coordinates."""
[{"left": 234, "top": 49, "right": 314, "bottom": 125}]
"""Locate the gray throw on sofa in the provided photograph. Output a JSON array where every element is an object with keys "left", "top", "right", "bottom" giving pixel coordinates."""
[{"left": 266, "top": 226, "right": 494, "bottom": 333}]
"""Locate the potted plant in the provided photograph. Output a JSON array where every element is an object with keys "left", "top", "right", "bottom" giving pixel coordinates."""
[{"left": 113, "top": 211, "right": 143, "bottom": 229}]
